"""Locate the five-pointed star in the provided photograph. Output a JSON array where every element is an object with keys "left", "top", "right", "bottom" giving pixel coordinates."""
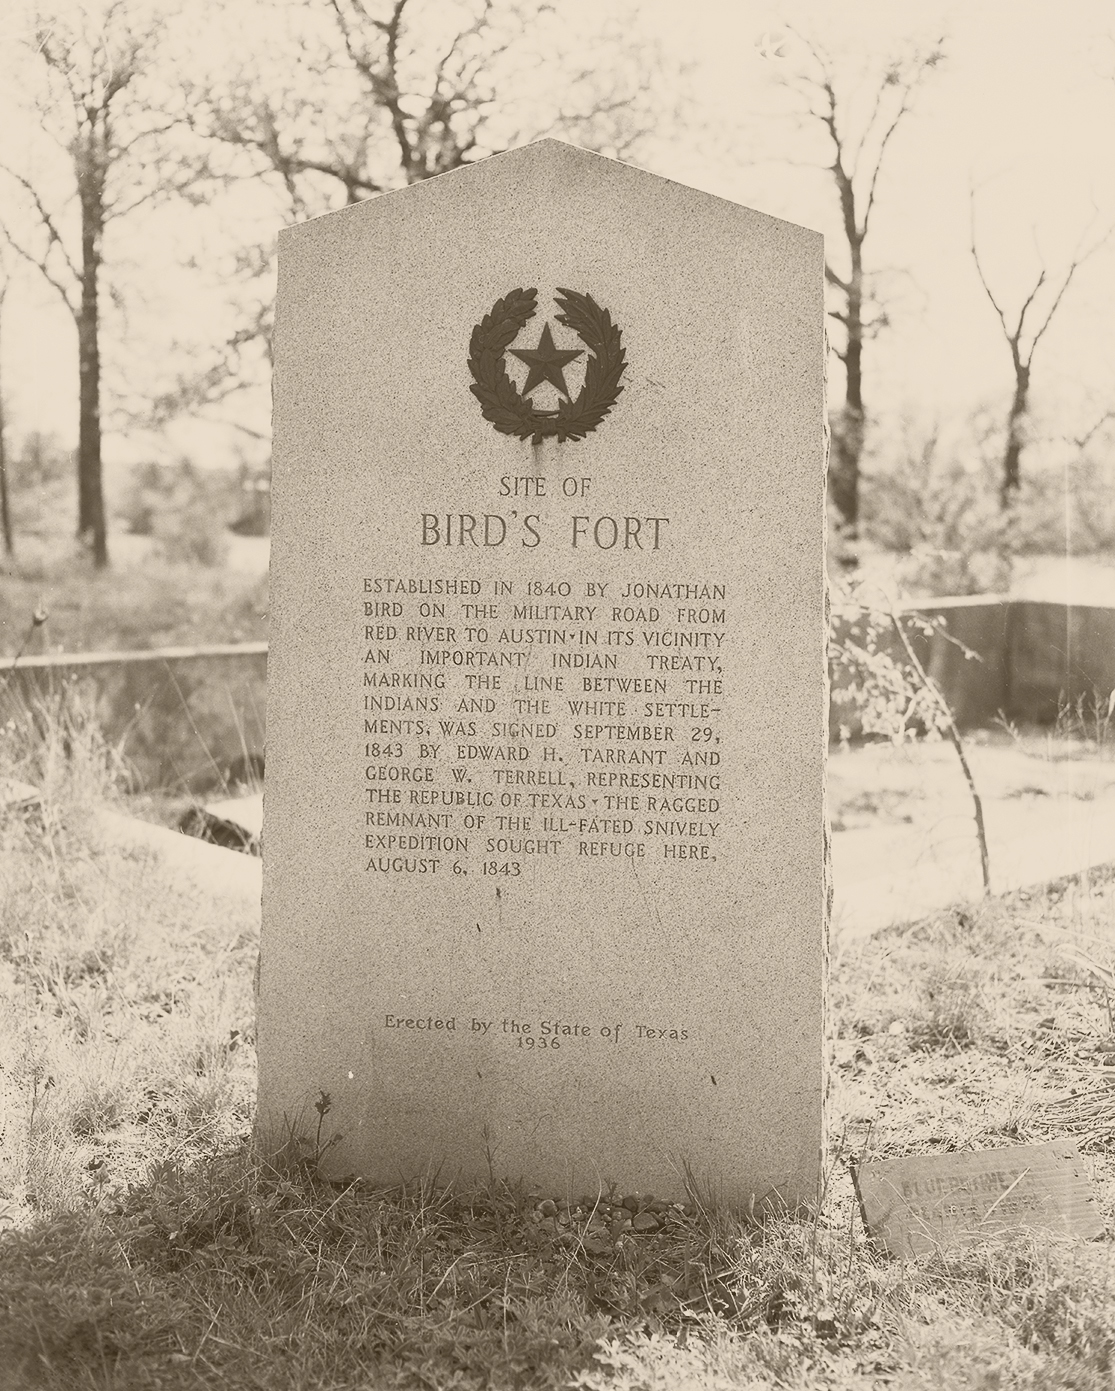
[{"left": 508, "top": 322, "right": 583, "bottom": 398}]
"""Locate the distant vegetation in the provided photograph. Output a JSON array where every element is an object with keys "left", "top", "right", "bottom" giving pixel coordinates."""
[{"left": 857, "top": 416, "right": 1115, "bottom": 595}]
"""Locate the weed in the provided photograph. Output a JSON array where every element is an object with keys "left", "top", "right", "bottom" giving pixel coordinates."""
[
  {"left": 911, "top": 963, "right": 988, "bottom": 1050},
  {"left": 927, "top": 1238, "right": 1115, "bottom": 1375},
  {"left": 830, "top": 580, "right": 991, "bottom": 892},
  {"left": 0, "top": 694, "right": 257, "bottom": 1228},
  {"left": 4, "top": 715, "right": 1115, "bottom": 1386},
  {"left": 1056, "top": 689, "right": 1115, "bottom": 755}
]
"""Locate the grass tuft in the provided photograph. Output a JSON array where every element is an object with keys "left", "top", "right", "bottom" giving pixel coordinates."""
[
  {"left": 912, "top": 962, "right": 989, "bottom": 1050},
  {"left": 4, "top": 706, "right": 1115, "bottom": 1387}
]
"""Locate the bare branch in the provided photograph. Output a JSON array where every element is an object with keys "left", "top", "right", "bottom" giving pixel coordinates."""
[
  {"left": 1012, "top": 267, "right": 1048, "bottom": 353},
  {"left": 0, "top": 161, "right": 80, "bottom": 286},
  {"left": 1027, "top": 222, "right": 1114, "bottom": 355},
  {"left": 1073, "top": 409, "right": 1115, "bottom": 449},
  {"left": 860, "top": 89, "right": 914, "bottom": 236},
  {"left": 212, "top": 417, "right": 270, "bottom": 442},
  {"left": 328, "top": 0, "right": 419, "bottom": 181},
  {"left": 890, "top": 606, "right": 990, "bottom": 894},
  {"left": 0, "top": 186, "right": 78, "bottom": 315},
  {"left": 970, "top": 187, "right": 1113, "bottom": 367},
  {"left": 968, "top": 189, "right": 1012, "bottom": 345}
]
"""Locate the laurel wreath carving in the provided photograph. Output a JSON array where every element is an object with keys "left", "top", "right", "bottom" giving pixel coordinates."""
[{"left": 467, "top": 287, "right": 626, "bottom": 444}]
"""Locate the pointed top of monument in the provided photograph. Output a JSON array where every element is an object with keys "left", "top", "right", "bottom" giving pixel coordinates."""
[{"left": 280, "top": 136, "right": 818, "bottom": 242}]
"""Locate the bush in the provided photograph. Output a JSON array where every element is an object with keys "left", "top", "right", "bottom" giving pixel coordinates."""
[
  {"left": 829, "top": 578, "right": 954, "bottom": 746},
  {"left": 861, "top": 416, "right": 1115, "bottom": 598},
  {"left": 119, "top": 459, "right": 235, "bottom": 567},
  {"left": 7, "top": 433, "right": 74, "bottom": 553},
  {"left": 1010, "top": 455, "right": 1115, "bottom": 556},
  {"left": 861, "top": 419, "right": 1013, "bottom": 596},
  {"left": 229, "top": 467, "right": 271, "bottom": 537}
]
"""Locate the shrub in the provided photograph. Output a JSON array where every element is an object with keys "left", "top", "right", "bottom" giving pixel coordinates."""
[
  {"left": 118, "top": 458, "right": 235, "bottom": 567},
  {"left": 861, "top": 418, "right": 1013, "bottom": 596},
  {"left": 829, "top": 582, "right": 952, "bottom": 745},
  {"left": 6, "top": 432, "right": 74, "bottom": 556},
  {"left": 861, "top": 416, "right": 1115, "bottom": 598},
  {"left": 1010, "top": 455, "right": 1115, "bottom": 556}
]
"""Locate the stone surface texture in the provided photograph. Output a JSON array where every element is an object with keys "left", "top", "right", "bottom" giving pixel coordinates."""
[{"left": 260, "top": 140, "right": 826, "bottom": 1208}]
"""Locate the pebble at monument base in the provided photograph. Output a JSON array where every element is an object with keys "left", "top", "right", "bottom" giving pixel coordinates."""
[{"left": 258, "top": 139, "right": 827, "bottom": 1210}]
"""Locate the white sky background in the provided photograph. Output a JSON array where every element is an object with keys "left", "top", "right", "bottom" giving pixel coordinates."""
[
  {"left": 1, "top": 0, "right": 1113, "bottom": 471},
  {"left": 645, "top": 0, "right": 1115, "bottom": 442}
]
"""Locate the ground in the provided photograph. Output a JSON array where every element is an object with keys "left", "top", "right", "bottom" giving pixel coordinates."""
[
  {"left": 830, "top": 726, "right": 1115, "bottom": 935},
  {"left": 0, "top": 539, "right": 269, "bottom": 657},
  {"left": 3, "top": 543, "right": 1115, "bottom": 1386},
  {"left": 2, "top": 714, "right": 1115, "bottom": 1389}
]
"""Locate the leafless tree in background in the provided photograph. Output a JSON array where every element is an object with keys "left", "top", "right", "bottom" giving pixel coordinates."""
[
  {"left": 969, "top": 193, "right": 1111, "bottom": 508},
  {"left": 0, "top": 258, "right": 12, "bottom": 559},
  {"left": 774, "top": 30, "right": 945, "bottom": 546},
  {"left": 0, "top": 1, "right": 196, "bottom": 568},
  {"left": 192, "top": 0, "right": 679, "bottom": 211},
  {"left": 158, "top": 0, "right": 684, "bottom": 421}
]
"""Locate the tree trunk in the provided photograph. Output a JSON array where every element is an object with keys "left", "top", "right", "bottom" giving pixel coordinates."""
[
  {"left": 0, "top": 389, "right": 12, "bottom": 559},
  {"left": 0, "top": 285, "right": 12, "bottom": 557},
  {"left": 1000, "top": 364, "right": 1029, "bottom": 508},
  {"left": 76, "top": 162, "right": 108, "bottom": 568},
  {"left": 830, "top": 247, "right": 865, "bottom": 535}
]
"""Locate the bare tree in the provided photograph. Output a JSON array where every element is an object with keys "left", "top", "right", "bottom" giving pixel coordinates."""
[
  {"left": 158, "top": 0, "right": 682, "bottom": 424},
  {"left": 0, "top": 261, "right": 12, "bottom": 559},
  {"left": 773, "top": 31, "right": 945, "bottom": 542},
  {"left": 969, "top": 195, "right": 1111, "bottom": 507},
  {"left": 192, "top": 0, "right": 679, "bottom": 214},
  {"left": 0, "top": 1, "right": 193, "bottom": 567}
]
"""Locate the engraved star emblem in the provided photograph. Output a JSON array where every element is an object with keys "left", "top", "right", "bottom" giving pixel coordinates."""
[{"left": 508, "top": 322, "right": 584, "bottom": 399}]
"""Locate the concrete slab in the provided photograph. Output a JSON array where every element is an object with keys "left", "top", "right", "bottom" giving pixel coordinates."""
[
  {"left": 93, "top": 808, "right": 262, "bottom": 912},
  {"left": 0, "top": 777, "right": 40, "bottom": 811}
]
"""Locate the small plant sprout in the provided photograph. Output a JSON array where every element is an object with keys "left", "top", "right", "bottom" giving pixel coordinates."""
[
  {"left": 888, "top": 604, "right": 991, "bottom": 896},
  {"left": 1055, "top": 687, "right": 1115, "bottom": 753},
  {"left": 299, "top": 1089, "right": 344, "bottom": 1175},
  {"left": 0, "top": 604, "right": 49, "bottom": 688}
]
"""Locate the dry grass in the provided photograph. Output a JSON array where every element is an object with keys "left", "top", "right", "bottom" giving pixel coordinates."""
[
  {"left": 3, "top": 706, "right": 1115, "bottom": 1388},
  {"left": 0, "top": 551, "right": 267, "bottom": 657},
  {"left": 0, "top": 692, "right": 258, "bottom": 1227}
]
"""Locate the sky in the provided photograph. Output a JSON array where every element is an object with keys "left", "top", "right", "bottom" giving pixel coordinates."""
[
  {"left": 1, "top": 0, "right": 1113, "bottom": 471},
  {"left": 643, "top": 0, "right": 1115, "bottom": 431}
]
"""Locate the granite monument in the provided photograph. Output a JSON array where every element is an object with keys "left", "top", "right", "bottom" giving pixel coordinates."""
[{"left": 258, "top": 140, "right": 827, "bottom": 1209}]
